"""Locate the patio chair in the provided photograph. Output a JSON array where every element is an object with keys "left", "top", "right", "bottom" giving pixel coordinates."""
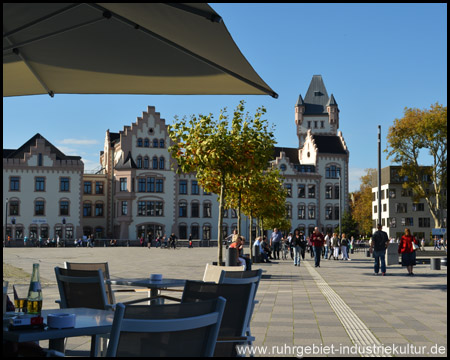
[
  {"left": 106, "top": 298, "right": 226, "bottom": 357},
  {"left": 180, "top": 280, "right": 256, "bottom": 357},
  {"left": 64, "top": 262, "right": 116, "bottom": 305},
  {"left": 64, "top": 261, "right": 148, "bottom": 305},
  {"left": 202, "top": 263, "right": 246, "bottom": 283},
  {"left": 221, "top": 269, "right": 263, "bottom": 348},
  {"left": 54, "top": 267, "right": 155, "bottom": 356}
]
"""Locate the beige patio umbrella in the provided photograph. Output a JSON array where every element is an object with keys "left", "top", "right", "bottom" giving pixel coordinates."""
[{"left": 3, "top": 3, "right": 278, "bottom": 98}]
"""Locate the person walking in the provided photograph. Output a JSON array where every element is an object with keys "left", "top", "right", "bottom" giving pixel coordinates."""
[
  {"left": 398, "top": 228, "right": 419, "bottom": 276},
  {"left": 331, "top": 233, "right": 340, "bottom": 260},
  {"left": 270, "top": 228, "right": 282, "bottom": 260},
  {"left": 324, "top": 232, "right": 331, "bottom": 260},
  {"left": 292, "top": 229, "right": 303, "bottom": 267},
  {"left": 299, "top": 231, "right": 307, "bottom": 260},
  {"left": 311, "top": 227, "right": 325, "bottom": 268},
  {"left": 371, "top": 224, "right": 390, "bottom": 276},
  {"left": 340, "top": 234, "right": 349, "bottom": 260}
]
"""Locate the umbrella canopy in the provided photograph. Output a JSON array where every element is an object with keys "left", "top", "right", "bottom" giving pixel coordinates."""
[{"left": 3, "top": 3, "right": 277, "bottom": 98}]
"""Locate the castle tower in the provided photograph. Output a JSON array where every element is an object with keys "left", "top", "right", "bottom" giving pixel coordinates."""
[{"left": 295, "top": 75, "right": 340, "bottom": 149}]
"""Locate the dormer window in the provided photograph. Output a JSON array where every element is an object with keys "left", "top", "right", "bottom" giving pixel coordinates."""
[{"left": 314, "top": 91, "right": 321, "bottom": 96}]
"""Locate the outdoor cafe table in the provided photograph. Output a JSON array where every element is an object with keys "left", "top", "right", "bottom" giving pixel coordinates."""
[
  {"left": 3, "top": 308, "right": 114, "bottom": 356},
  {"left": 107, "top": 278, "right": 186, "bottom": 304}
]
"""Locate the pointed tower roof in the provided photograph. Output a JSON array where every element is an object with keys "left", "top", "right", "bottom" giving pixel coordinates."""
[
  {"left": 296, "top": 94, "right": 305, "bottom": 106},
  {"left": 115, "top": 151, "right": 137, "bottom": 169},
  {"left": 303, "top": 75, "right": 330, "bottom": 115},
  {"left": 326, "top": 93, "right": 338, "bottom": 106}
]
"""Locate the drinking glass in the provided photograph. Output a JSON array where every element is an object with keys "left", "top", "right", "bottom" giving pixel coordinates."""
[
  {"left": 2, "top": 281, "right": 8, "bottom": 315},
  {"left": 13, "top": 284, "right": 28, "bottom": 313}
]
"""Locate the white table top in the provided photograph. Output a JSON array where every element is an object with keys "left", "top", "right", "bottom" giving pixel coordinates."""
[
  {"left": 108, "top": 278, "right": 186, "bottom": 289},
  {"left": 3, "top": 308, "right": 114, "bottom": 343}
]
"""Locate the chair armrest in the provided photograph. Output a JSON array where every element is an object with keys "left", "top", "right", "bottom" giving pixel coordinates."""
[{"left": 217, "top": 336, "right": 255, "bottom": 343}]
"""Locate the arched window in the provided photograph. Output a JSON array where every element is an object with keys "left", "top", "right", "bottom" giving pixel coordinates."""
[
  {"left": 153, "top": 139, "right": 159, "bottom": 148},
  {"left": 137, "top": 156, "right": 143, "bottom": 168},
  {"left": 159, "top": 139, "right": 165, "bottom": 148},
  {"left": 152, "top": 156, "right": 158, "bottom": 169},
  {"left": 144, "top": 156, "right": 149, "bottom": 169},
  {"left": 144, "top": 138, "right": 149, "bottom": 147},
  {"left": 159, "top": 157, "right": 164, "bottom": 170},
  {"left": 137, "top": 138, "right": 143, "bottom": 147}
]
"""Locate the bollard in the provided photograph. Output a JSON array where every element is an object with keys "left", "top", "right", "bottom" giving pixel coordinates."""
[
  {"left": 430, "top": 258, "right": 441, "bottom": 270},
  {"left": 226, "top": 247, "right": 238, "bottom": 266},
  {"left": 253, "top": 245, "right": 261, "bottom": 263}
]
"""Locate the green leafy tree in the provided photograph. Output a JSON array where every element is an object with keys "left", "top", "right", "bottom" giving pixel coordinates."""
[
  {"left": 168, "top": 101, "right": 275, "bottom": 264},
  {"left": 385, "top": 103, "right": 447, "bottom": 228},
  {"left": 351, "top": 168, "right": 376, "bottom": 236}
]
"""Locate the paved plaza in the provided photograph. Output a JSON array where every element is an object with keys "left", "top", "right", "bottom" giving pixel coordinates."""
[{"left": 3, "top": 246, "right": 447, "bottom": 357}]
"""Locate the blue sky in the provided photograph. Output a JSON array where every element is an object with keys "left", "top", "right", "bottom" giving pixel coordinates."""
[{"left": 3, "top": 3, "right": 447, "bottom": 192}]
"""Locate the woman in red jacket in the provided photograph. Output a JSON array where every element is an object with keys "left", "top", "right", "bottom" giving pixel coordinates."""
[{"left": 398, "top": 228, "right": 418, "bottom": 276}]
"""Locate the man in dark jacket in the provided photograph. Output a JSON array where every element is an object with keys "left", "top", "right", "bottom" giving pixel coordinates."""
[
  {"left": 371, "top": 224, "right": 390, "bottom": 276},
  {"left": 311, "top": 227, "right": 325, "bottom": 268}
]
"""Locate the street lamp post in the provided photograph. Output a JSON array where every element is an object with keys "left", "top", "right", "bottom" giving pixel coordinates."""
[
  {"left": 4, "top": 198, "right": 8, "bottom": 247},
  {"left": 339, "top": 174, "right": 342, "bottom": 236}
]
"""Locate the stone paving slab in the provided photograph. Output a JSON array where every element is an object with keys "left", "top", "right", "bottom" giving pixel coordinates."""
[{"left": 3, "top": 246, "right": 447, "bottom": 357}]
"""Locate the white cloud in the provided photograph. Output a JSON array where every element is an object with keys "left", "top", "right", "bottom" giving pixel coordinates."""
[{"left": 59, "top": 139, "right": 99, "bottom": 145}]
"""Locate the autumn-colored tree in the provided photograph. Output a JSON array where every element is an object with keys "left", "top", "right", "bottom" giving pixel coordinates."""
[
  {"left": 168, "top": 101, "right": 275, "bottom": 264},
  {"left": 351, "top": 168, "right": 376, "bottom": 236},
  {"left": 385, "top": 103, "right": 447, "bottom": 228}
]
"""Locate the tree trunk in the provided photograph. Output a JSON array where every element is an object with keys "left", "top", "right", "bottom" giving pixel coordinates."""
[
  {"left": 249, "top": 212, "right": 253, "bottom": 259},
  {"left": 237, "top": 190, "right": 242, "bottom": 235},
  {"left": 217, "top": 175, "right": 225, "bottom": 265}
]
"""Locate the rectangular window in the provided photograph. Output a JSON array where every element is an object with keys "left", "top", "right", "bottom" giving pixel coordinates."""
[
  {"left": 390, "top": 217, "right": 397, "bottom": 228},
  {"left": 156, "top": 179, "right": 164, "bottom": 193},
  {"left": 83, "top": 203, "right": 92, "bottom": 217},
  {"left": 60, "top": 201, "right": 69, "bottom": 216},
  {"left": 95, "top": 181, "right": 104, "bottom": 194},
  {"left": 121, "top": 201, "right": 128, "bottom": 215},
  {"left": 284, "top": 184, "right": 292, "bottom": 197},
  {"left": 412, "top": 203, "right": 425, "bottom": 212},
  {"left": 84, "top": 181, "right": 92, "bottom": 194},
  {"left": 395, "top": 203, "right": 408, "bottom": 213},
  {"left": 298, "top": 184, "right": 305, "bottom": 198},
  {"left": 155, "top": 202, "right": 163, "bottom": 216},
  {"left": 389, "top": 189, "right": 396, "bottom": 198},
  {"left": 35, "top": 200, "right": 45, "bottom": 216},
  {"left": 204, "top": 203, "right": 212, "bottom": 218},
  {"left": 179, "top": 180, "right": 187, "bottom": 194},
  {"left": 35, "top": 177, "right": 45, "bottom": 191},
  {"left": 334, "top": 206, "right": 339, "bottom": 220},
  {"left": 147, "top": 177, "right": 155, "bottom": 192},
  {"left": 308, "top": 205, "right": 315, "bottom": 219},
  {"left": 95, "top": 203, "right": 103, "bottom": 217},
  {"left": 60, "top": 178, "right": 70, "bottom": 192},
  {"left": 9, "top": 201, "right": 19, "bottom": 216},
  {"left": 138, "top": 178, "right": 146, "bottom": 192},
  {"left": 298, "top": 205, "right": 305, "bottom": 219},
  {"left": 191, "top": 203, "right": 199, "bottom": 217},
  {"left": 308, "top": 185, "right": 315, "bottom": 198},
  {"left": 10, "top": 177, "right": 20, "bottom": 191},
  {"left": 334, "top": 184, "right": 340, "bottom": 199},
  {"left": 138, "top": 201, "right": 146, "bottom": 216},
  {"left": 120, "top": 178, "right": 127, "bottom": 192},
  {"left": 418, "top": 218, "right": 430, "bottom": 227},
  {"left": 147, "top": 201, "right": 154, "bottom": 216},
  {"left": 325, "top": 185, "right": 332, "bottom": 199},
  {"left": 191, "top": 181, "right": 199, "bottom": 195},
  {"left": 179, "top": 203, "right": 187, "bottom": 217},
  {"left": 325, "top": 205, "right": 332, "bottom": 220}
]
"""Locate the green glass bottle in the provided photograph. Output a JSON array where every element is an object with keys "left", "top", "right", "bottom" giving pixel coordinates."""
[{"left": 27, "top": 263, "right": 43, "bottom": 315}]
